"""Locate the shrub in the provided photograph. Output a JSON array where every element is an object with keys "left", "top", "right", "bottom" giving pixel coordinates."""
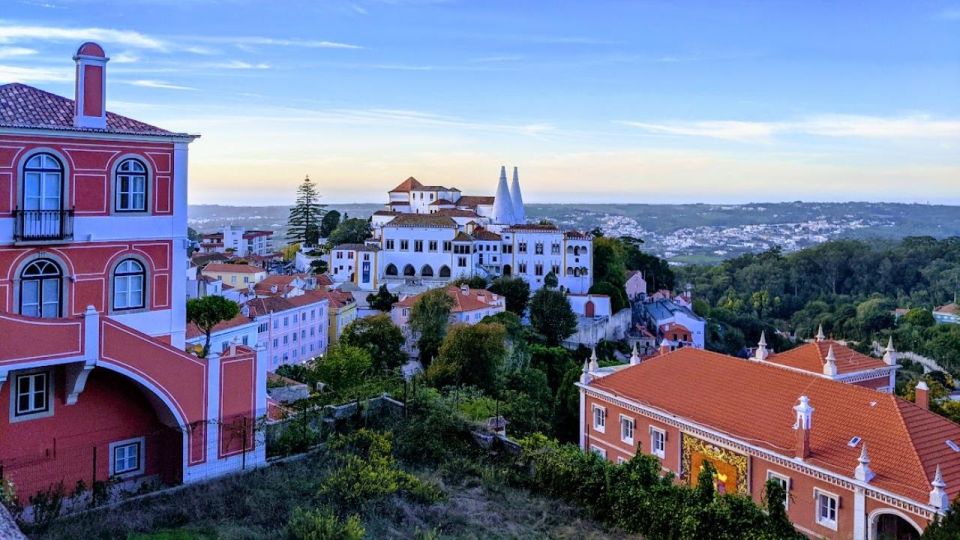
[{"left": 286, "top": 507, "right": 364, "bottom": 540}]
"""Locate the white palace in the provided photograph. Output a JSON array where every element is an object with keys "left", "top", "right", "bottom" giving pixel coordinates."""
[{"left": 328, "top": 166, "right": 593, "bottom": 294}]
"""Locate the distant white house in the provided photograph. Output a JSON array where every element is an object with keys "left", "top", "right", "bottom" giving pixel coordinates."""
[{"left": 934, "top": 303, "right": 959, "bottom": 325}]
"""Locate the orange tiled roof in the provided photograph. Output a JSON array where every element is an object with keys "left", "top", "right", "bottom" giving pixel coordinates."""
[
  {"left": 935, "top": 303, "right": 959, "bottom": 315},
  {"left": 389, "top": 176, "right": 423, "bottom": 193},
  {"left": 311, "top": 289, "right": 355, "bottom": 309},
  {"left": 472, "top": 228, "right": 502, "bottom": 241},
  {"left": 589, "top": 347, "right": 960, "bottom": 503},
  {"left": 434, "top": 208, "right": 480, "bottom": 218},
  {"left": 384, "top": 214, "right": 457, "bottom": 228},
  {"left": 394, "top": 286, "right": 501, "bottom": 313},
  {"left": 429, "top": 199, "right": 455, "bottom": 206},
  {"left": 456, "top": 195, "right": 495, "bottom": 207},
  {"left": 766, "top": 340, "right": 887, "bottom": 375}
]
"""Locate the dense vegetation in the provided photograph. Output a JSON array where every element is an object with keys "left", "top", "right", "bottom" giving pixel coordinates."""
[{"left": 676, "top": 237, "right": 960, "bottom": 368}]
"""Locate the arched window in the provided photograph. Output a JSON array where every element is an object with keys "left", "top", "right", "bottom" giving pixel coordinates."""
[
  {"left": 385, "top": 263, "right": 398, "bottom": 276},
  {"left": 113, "top": 259, "right": 146, "bottom": 310},
  {"left": 20, "top": 259, "right": 62, "bottom": 318},
  {"left": 421, "top": 265, "right": 434, "bottom": 277},
  {"left": 403, "top": 264, "right": 416, "bottom": 277},
  {"left": 115, "top": 159, "right": 148, "bottom": 212},
  {"left": 21, "top": 153, "right": 65, "bottom": 239},
  {"left": 439, "top": 265, "right": 451, "bottom": 278}
]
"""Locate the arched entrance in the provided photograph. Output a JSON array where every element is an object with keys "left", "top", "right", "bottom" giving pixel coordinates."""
[
  {"left": 385, "top": 263, "right": 398, "bottom": 276},
  {"left": 403, "top": 264, "right": 415, "bottom": 277},
  {"left": 502, "top": 264, "right": 511, "bottom": 276},
  {"left": 870, "top": 510, "right": 922, "bottom": 540},
  {"left": 421, "top": 265, "right": 434, "bottom": 277},
  {"left": 584, "top": 300, "right": 595, "bottom": 318}
]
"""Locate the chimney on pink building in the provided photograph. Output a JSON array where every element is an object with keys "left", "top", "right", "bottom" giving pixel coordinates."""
[
  {"left": 73, "top": 42, "right": 109, "bottom": 129},
  {"left": 793, "top": 395, "right": 813, "bottom": 460}
]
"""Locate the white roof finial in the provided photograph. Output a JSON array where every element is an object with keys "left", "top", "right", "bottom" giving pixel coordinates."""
[
  {"left": 754, "top": 331, "right": 770, "bottom": 361},
  {"left": 630, "top": 342, "right": 641, "bottom": 366},
  {"left": 823, "top": 345, "right": 838, "bottom": 377},
  {"left": 816, "top": 324, "right": 826, "bottom": 342},
  {"left": 883, "top": 336, "right": 898, "bottom": 366},
  {"left": 588, "top": 347, "right": 599, "bottom": 373},
  {"left": 793, "top": 395, "right": 814, "bottom": 430},
  {"left": 930, "top": 464, "right": 949, "bottom": 511},
  {"left": 855, "top": 442, "right": 874, "bottom": 482},
  {"left": 579, "top": 359, "right": 592, "bottom": 385}
]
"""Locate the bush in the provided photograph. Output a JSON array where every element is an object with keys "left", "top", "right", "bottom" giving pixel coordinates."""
[{"left": 286, "top": 507, "right": 364, "bottom": 540}]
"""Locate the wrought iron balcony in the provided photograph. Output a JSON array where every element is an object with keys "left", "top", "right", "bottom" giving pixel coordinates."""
[{"left": 14, "top": 208, "right": 75, "bottom": 243}]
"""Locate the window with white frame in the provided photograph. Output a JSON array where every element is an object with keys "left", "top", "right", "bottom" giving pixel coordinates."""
[
  {"left": 113, "top": 259, "right": 145, "bottom": 310},
  {"left": 115, "top": 158, "right": 148, "bottom": 212},
  {"left": 814, "top": 489, "right": 838, "bottom": 530},
  {"left": 592, "top": 405, "right": 606, "bottom": 433},
  {"left": 13, "top": 371, "right": 51, "bottom": 419},
  {"left": 110, "top": 437, "right": 144, "bottom": 476},
  {"left": 650, "top": 427, "right": 666, "bottom": 458},
  {"left": 620, "top": 415, "right": 635, "bottom": 444},
  {"left": 590, "top": 445, "right": 606, "bottom": 458},
  {"left": 766, "top": 471, "right": 790, "bottom": 509},
  {"left": 617, "top": 456, "right": 627, "bottom": 464}
]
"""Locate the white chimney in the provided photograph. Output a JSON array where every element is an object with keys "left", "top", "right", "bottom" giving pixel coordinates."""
[
  {"left": 854, "top": 442, "right": 874, "bottom": 482},
  {"left": 815, "top": 324, "right": 826, "bottom": 342},
  {"left": 73, "top": 42, "right": 109, "bottom": 129},
  {"left": 754, "top": 331, "right": 769, "bottom": 361},
  {"left": 793, "top": 395, "right": 813, "bottom": 460},
  {"left": 630, "top": 342, "right": 642, "bottom": 366},
  {"left": 916, "top": 381, "right": 930, "bottom": 410},
  {"left": 883, "top": 336, "right": 898, "bottom": 366},
  {"left": 460, "top": 284, "right": 469, "bottom": 296}
]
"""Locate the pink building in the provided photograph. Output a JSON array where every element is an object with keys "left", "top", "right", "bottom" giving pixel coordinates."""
[
  {"left": 0, "top": 43, "right": 265, "bottom": 505},
  {"left": 245, "top": 290, "right": 330, "bottom": 368}
]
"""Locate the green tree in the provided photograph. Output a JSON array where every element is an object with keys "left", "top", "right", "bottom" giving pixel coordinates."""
[
  {"left": 366, "top": 284, "right": 399, "bottom": 312},
  {"left": 340, "top": 314, "right": 406, "bottom": 371},
  {"left": 544, "top": 271, "right": 559, "bottom": 289},
  {"left": 409, "top": 288, "right": 455, "bottom": 364},
  {"left": 319, "top": 209, "right": 341, "bottom": 238},
  {"left": 489, "top": 276, "right": 531, "bottom": 315},
  {"left": 903, "top": 308, "right": 936, "bottom": 328},
  {"left": 314, "top": 344, "right": 372, "bottom": 392},
  {"left": 327, "top": 218, "right": 372, "bottom": 247},
  {"left": 592, "top": 237, "right": 627, "bottom": 287},
  {"left": 427, "top": 322, "right": 507, "bottom": 393},
  {"left": 452, "top": 275, "right": 488, "bottom": 290},
  {"left": 287, "top": 175, "right": 325, "bottom": 245},
  {"left": 529, "top": 288, "right": 578, "bottom": 346},
  {"left": 187, "top": 296, "right": 240, "bottom": 358},
  {"left": 923, "top": 496, "right": 960, "bottom": 539},
  {"left": 588, "top": 281, "right": 628, "bottom": 312}
]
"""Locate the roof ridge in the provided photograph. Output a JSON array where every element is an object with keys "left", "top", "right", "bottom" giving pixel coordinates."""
[{"left": 893, "top": 398, "right": 942, "bottom": 492}]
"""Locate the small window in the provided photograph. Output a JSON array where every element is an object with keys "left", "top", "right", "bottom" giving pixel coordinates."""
[
  {"left": 590, "top": 445, "right": 606, "bottom": 458},
  {"left": 650, "top": 427, "right": 666, "bottom": 458},
  {"left": 115, "top": 158, "right": 148, "bottom": 212},
  {"left": 815, "top": 490, "right": 838, "bottom": 530},
  {"left": 592, "top": 405, "right": 606, "bottom": 433},
  {"left": 113, "top": 259, "right": 146, "bottom": 311},
  {"left": 110, "top": 438, "right": 144, "bottom": 477},
  {"left": 620, "top": 416, "right": 635, "bottom": 444},
  {"left": 13, "top": 371, "right": 51, "bottom": 418}
]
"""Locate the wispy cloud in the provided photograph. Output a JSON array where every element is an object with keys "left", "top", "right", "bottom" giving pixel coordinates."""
[
  {"left": 111, "top": 51, "right": 140, "bottom": 64},
  {"left": 0, "top": 22, "right": 167, "bottom": 49},
  {"left": 207, "top": 60, "right": 270, "bottom": 69},
  {"left": 0, "top": 64, "right": 70, "bottom": 82},
  {"left": 0, "top": 46, "right": 37, "bottom": 58},
  {"left": 187, "top": 35, "right": 362, "bottom": 50},
  {"left": 124, "top": 79, "right": 196, "bottom": 90},
  {"left": 619, "top": 115, "right": 960, "bottom": 142}
]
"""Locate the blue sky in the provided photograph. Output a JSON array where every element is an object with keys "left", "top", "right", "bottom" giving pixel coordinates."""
[{"left": 1, "top": 0, "right": 958, "bottom": 205}]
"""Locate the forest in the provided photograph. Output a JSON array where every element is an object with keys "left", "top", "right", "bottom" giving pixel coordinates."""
[{"left": 676, "top": 236, "right": 960, "bottom": 374}]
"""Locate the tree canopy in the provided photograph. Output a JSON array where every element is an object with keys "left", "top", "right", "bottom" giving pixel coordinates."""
[
  {"left": 319, "top": 209, "right": 341, "bottom": 238},
  {"left": 186, "top": 296, "right": 240, "bottom": 358},
  {"left": 409, "top": 288, "right": 455, "bottom": 364},
  {"left": 426, "top": 322, "right": 507, "bottom": 393},
  {"left": 529, "top": 288, "right": 578, "bottom": 346},
  {"left": 366, "top": 284, "right": 399, "bottom": 313},
  {"left": 489, "top": 276, "right": 531, "bottom": 315},
  {"left": 340, "top": 314, "right": 406, "bottom": 371},
  {"left": 286, "top": 175, "right": 325, "bottom": 245},
  {"left": 327, "top": 218, "right": 373, "bottom": 247}
]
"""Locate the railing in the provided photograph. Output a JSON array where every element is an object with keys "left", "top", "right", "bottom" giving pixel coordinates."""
[{"left": 13, "top": 209, "right": 74, "bottom": 242}]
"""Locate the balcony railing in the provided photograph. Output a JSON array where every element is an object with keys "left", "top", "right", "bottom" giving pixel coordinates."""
[{"left": 14, "top": 208, "right": 75, "bottom": 243}]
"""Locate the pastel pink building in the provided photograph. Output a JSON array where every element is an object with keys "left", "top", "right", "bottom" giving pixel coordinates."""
[
  {"left": 0, "top": 43, "right": 265, "bottom": 505},
  {"left": 245, "top": 290, "right": 330, "bottom": 368}
]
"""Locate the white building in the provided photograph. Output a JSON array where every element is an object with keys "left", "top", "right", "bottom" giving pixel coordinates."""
[
  {"left": 244, "top": 291, "right": 330, "bottom": 369},
  {"left": 641, "top": 298, "right": 707, "bottom": 350},
  {"left": 200, "top": 225, "right": 274, "bottom": 257},
  {"left": 185, "top": 310, "right": 259, "bottom": 355},
  {"left": 328, "top": 167, "right": 593, "bottom": 295}
]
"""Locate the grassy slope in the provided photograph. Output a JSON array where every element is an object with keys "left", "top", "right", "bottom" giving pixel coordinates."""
[{"left": 32, "top": 452, "right": 624, "bottom": 540}]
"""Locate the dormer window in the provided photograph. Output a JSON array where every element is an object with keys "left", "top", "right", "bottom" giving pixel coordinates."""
[{"left": 115, "top": 158, "right": 148, "bottom": 212}]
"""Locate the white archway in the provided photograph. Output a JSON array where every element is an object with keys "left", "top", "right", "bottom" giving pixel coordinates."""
[{"left": 867, "top": 508, "right": 923, "bottom": 540}]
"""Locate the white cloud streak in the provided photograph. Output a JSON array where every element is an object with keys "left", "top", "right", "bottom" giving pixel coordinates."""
[
  {"left": 0, "top": 46, "right": 38, "bottom": 58},
  {"left": 0, "top": 23, "right": 167, "bottom": 50},
  {"left": 124, "top": 79, "right": 196, "bottom": 90},
  {"left": 0, "top": 64, "right": 71, "bottom": 82},
  {"left": 619, "top": 115, "right": 960, "bottom": 142}
]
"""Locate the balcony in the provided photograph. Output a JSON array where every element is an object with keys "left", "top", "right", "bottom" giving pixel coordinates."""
[{"left": 14, "top": 208, "right": 75, "bottom": 244}]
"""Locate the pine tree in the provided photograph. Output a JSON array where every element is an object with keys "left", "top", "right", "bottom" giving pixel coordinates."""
[{"left": 287, "top": 175, "right": 325, "bottom": 245}]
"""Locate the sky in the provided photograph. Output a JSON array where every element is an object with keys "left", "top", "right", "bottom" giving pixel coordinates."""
[{"left": 1, "top": 0, "right": 958, "bottom": 205}]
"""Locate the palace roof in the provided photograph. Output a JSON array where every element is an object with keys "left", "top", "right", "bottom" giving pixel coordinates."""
[
  {"left": 456, "top": 195, "right": 495, "bottom": 208},
  {"left": 434, "top": 208, "right": 480, "bottom": 218},
  {"left": 389, "top": 177, "right": 423, "bottom": 193},
  {"left": 332, "top": 243, "right": 381, "bottom": 252},
  {"left": 384, "top": 214, "right": 457, "bottom": 228},
  {"left": 766, "top": 340, "right": 888, "bottom": 375},
  {"left": 472, "top": 228, "right": 502, "bottom": 241},
  {"left": 0, "top": 83, "right": 188, "bottom": 137},
  {"left": 588, "top": 346, "right": 960, "bottom": 504},
  {"left": 504, "top": 223, "right": 559, "bottom": 233}
]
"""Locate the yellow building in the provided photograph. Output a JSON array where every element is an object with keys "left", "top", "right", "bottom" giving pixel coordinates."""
[{"left": 200, "top": 263, "right": 267, "bottom": 289}]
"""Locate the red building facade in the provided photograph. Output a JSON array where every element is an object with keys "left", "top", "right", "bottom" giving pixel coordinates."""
[
  {"left": 0, "top": 43, "right": 265, "bottom": 505},
  {"left": 579, "top": 342, "right": 956, "bottom": 539}
]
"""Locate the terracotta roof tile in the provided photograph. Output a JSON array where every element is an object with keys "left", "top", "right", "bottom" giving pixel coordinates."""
[
  {"left": 389, "top": 177, "right": 423, "bottom": 193},
  {"left": 394, "top": 286, "right": 502, "bottom": 313},
  {"left": 434, "top": 208, "right": 480, "bottom": 218},
  {"left": 0, "top": 83, "right": 187, "bottom": 136},
  {"left": 935, "top": 303, "right": 959, "bottom": 315},
  {"left": 767, "top": 340, "right": 887, "bottom": 375},
  {"left": 185, "top": 312, "right": 253, "bottom": 340},
  {"left": 456, "top": 195, "right": 495, "bottom": 207},
  {"left": 384, "top": 214, "right": 457, "bottom": 228},
  {"left": 589, "top": 347, "right": 960, "bottom": 503}
]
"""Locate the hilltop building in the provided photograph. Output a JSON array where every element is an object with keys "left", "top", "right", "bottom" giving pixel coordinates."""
[
  {"left": 0, "top": 43, "right": 265, "bottom": 504},
  {"left": 199, "top": 225, "right": 273, "bottom": 257},
  {"left": 579, "top": 338, "right": 948, "bottom": 539},
  {"left": 933, "top": 303, "right": 959, "bottom": 325},
  {"left": 329, "top": 168, "right": 593, "bottom": 294}
]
